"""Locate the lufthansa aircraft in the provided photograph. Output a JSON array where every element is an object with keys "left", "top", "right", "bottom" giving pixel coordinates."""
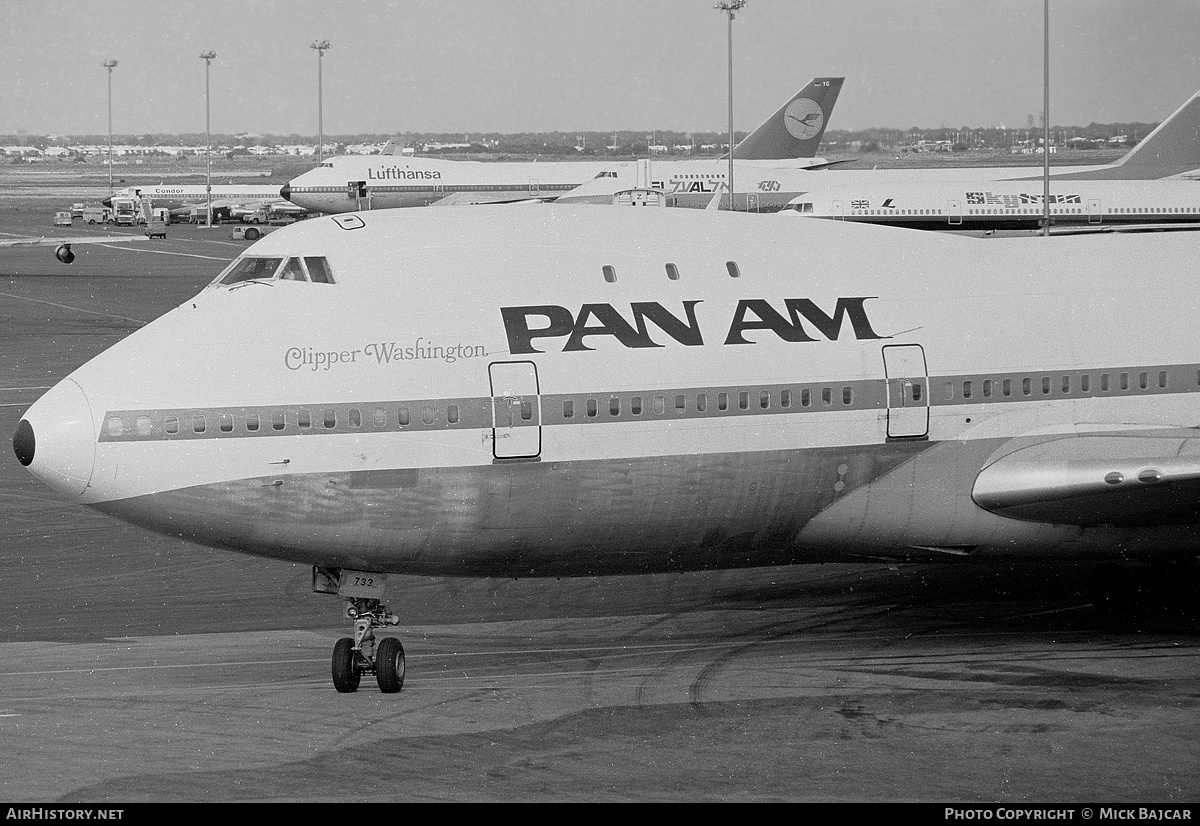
[
  {"left": 280, "top": 78, "right": 845, "bottom": 213},
  {"left": 781, "top": 179, "right": 1200, "bottom": 232},
  {"left": 13, "top": 207, "right": 1200, "bottom": 694}
]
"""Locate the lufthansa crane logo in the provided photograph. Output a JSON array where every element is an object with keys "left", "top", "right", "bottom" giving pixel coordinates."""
[{"left": 783, "top": 98, "right": 824, "bottom": 140}]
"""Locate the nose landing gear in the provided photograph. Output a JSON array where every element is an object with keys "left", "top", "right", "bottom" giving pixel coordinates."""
[{"left": 330, "top": 595, "right": 404, "bottom": 694}]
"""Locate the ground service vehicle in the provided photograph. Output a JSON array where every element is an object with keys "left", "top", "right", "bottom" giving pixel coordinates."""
[{"left": 54, "top": 212, "right": 72, "bottom": 227}]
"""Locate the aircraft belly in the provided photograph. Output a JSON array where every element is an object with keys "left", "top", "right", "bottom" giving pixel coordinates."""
[{"left": 92, "top": 442, "right": 933, "bottom": 577}]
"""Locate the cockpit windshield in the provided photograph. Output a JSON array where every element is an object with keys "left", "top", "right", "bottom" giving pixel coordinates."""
[
  {"left": 218, "top": 257, "right": 283, "bottom": 285},
  {"left": 213, "top": 255, "right": 336, "bottom": 286}
]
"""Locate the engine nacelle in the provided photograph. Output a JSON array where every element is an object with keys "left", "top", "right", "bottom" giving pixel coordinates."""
[{"left": 55, "top": 245, "right": 75, "bottom": 264}]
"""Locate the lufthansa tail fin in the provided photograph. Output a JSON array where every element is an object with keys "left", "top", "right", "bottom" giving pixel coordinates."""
[
  {"left": 730, "top": 77, "right": 844, "bottom": 161},
  {"left": 1055, "top": 88, "right": 1200, "bottom": 180}
]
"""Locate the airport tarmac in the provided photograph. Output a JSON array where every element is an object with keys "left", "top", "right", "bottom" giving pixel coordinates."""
[{"left": 0, "top": 203, "right": 1197, "bottom": 803}]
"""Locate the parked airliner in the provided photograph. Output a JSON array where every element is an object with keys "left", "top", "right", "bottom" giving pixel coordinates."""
[
  {"left": 781, "top": 179, "right": 1200, "bottom": 231},
  {"left": 0, "top": 232, "right": 145, "bottom": 263},
  {"left": 13, "top": 207, "right": 1200, "bottom": 693},
  {"left": 280, "top": 78, "right": 846, "bottom": 213},
  {"left": 104, "top": 184, "right": 289, "bottom": 221}
]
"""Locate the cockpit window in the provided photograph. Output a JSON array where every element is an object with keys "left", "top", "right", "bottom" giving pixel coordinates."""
[
  {"left": 278, "top": 258, "right": 307, "bottom": 281},
  {"left": 305, "top": 257, "right": 334, "bottom": 283},
  {"left": 218, "top": 257, "right": 283, "bottom": 285},
  {"left": 213, "top": 255, "right": 336, "bottom": 287}
]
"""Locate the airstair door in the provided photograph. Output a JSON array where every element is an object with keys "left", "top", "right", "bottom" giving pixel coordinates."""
[
  {"left": 882, "top": 344, "right": 929, "bottom": 439},
  {"left": 489, "top": 361, "right": 541, "bottom": 460}
]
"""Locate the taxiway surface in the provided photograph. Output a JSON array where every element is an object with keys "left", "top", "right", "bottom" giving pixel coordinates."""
[{"left": 0, "top": 205, "right": 1196, "bottom": 803}]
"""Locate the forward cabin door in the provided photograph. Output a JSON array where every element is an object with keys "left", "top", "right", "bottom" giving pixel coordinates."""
[
  {"left": 882, "top": 344, "right": 929, "bottom": 439},
  {"left": 1087, "top": 198, "right": 1103, "bottom": 224},
  {"left": 489, "top": 361, "right": 541, "bottom": 460}
]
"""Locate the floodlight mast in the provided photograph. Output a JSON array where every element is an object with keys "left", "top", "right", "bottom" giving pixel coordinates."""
[
  {"left": 199, "top": 51, "right": 217, "bottom": 227},
  {"left": 311, "top": 40, "right": 332, "bottom": 162},
  {"left": 102, "top": 59, "right": 118, "bottom": 197},
  {"left": 715, "top": 1, "right": 746, "bottom": 211}
]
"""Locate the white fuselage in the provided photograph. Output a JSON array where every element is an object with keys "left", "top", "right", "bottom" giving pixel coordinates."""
[
  {"left": 280, "top": 156, "right": 835, "bottom": 214},
  {"left": 782, "top": 178, "right": 1200, "bottom": 230},
  {"left": 16, "top": 208, "right": 1200, "bottom": 577}
]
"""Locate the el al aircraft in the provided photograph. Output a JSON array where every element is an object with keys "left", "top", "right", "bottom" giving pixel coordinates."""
[
  {"left": 280, "top": 78, "right": 846, "bottom": 214},
  {"left": 13, "top": 207, "right": 1200, "bottom": 694}
]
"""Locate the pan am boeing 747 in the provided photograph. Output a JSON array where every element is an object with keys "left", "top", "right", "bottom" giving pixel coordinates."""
[{"left": 14, "top": 207, "right": 1200, "bottom": 693}]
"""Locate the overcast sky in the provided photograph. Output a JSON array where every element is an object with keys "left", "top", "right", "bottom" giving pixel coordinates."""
[{"left": 4, "top": 0, "right": 1200, "bottom": 137}]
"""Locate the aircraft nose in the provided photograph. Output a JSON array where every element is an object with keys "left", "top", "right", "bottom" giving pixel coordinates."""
[
  {"left": 14, "top": 379, "right": 96, "bottom": 499},
  {"left": 101, "top": 197, "right": 112, "bottom": 208},
  {"left": 279, "top": 184, "right": 291, "bottom": 200}
]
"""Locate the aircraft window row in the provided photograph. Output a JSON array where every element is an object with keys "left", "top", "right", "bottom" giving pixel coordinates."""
[
  {"left": 558, "top": 385, "right": 854, "bottom": 420},
  {"left": 109, "top": 403, "right": 465, "bottom": 438},
  {"left": 942, "top": 370, "right": 1172, "bottom": 401},
  {"left": 216, "top": 255, "right": 335, "bottom": 286}
]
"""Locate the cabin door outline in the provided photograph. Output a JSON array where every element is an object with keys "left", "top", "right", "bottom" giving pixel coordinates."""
[
  {"left": 489, "top": 360, "right": 542, "bottom": 460},
  {"left": 1087, "top": 198, "right": 1103, "bottom": 224},
  {"left": 882, "top": 343, "right": 929, "bottom": 439},
  {"left": 831, "top": 199, "right": 845, "bottom": 219},
  {"left": 947, "top": 199, "right": 963, "bottom": 225}
]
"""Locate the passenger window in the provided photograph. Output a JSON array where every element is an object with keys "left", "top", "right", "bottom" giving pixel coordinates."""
[
  {"left": 165, "top": 416, "right": 179, "bottom": 435},
  {"left": 717, "top": 392, "right": 728, "bottom": 411},
  {"left": 304, "top": 257, "right": 335, "bottom": 284},
  {"left": 419, "top": 406, "right": 434, "bottom": 425},
  {"left": 821, "top": 388, "right": 832, "bottom": 406},
  {"left": 631, "top": 396, "right": 642, "bottom": 415},
  {"left": 349, "top": 408, "right": 362, "bottom": 427},
  {"left": 272, "top": 412, "right": 286, "bottom": 431},
  {"left": 760, "top": 391, "right": 771, "bottom": 409},
  {"left": 586, "top": 398, "right": 597, "bottom": 418},
  {"left": 563, "top": 400, "right": 575, "bottom": 419},
  {"left": 675, "top": 394, "right": 686, "bottom": 412},
  {"left": 247, "top": 413, "right": 260, "bottom": 432},
  {"left": 372, "top": 408, "right": 386, "bottom": 427},
  {"left": 193, "top": 414, "right": 206, "bottom": 434},
  {"left": 726, "top": 261, "right": 741, "bottom": 278},
  {"left": 106, "top": 417, "right": 124, "bottom": 437},
  {"left": 609, "top": 397, "right": 620, "bottom": 416},
  {"left": 697, "top": 393, "right": 708, "bottom": 412},
  {"left": 602, "top": 265, "right": 617, "bottom": 283},
  {"left": 447, "top": 405, "right": 459, "bottom": 424},
  {"left": 665, "top": 263, "right": 680, "bottom": 281},
  {"left": 843, "top": 386, "right": 854, "bottom": 405},
  {"left": 219, "top": 413, "right": 234, "bottom": 433},
  {"left": 653, "top": 395, "right": 666, "bottom": 415},
  {"left": 780, "top": 389, "right": 791, "bottom": 408},
  {"left": 136, "top": 416, "right": 152, "bottom": 436},
  {"left": 739, "top": 391, "right": 749, "bottom": 410},
  {"left": 801, "top": 389, "right": 811, "bottom": 407},
  {"left": 398, "top": 407, "right": 411, "bottom": 426},
  {"left": 298, "top": 409, "right": 311, "bottom": 429}
]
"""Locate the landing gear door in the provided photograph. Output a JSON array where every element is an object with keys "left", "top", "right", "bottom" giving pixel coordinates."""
[
  {"left": 882, "top": 344, "right": 929, "bottom": 439},
  {"left": 489, "top": 361, "right": 541, "bottom": 460}
]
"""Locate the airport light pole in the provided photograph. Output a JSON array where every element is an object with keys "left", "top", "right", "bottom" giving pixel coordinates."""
[
  {"left": 311, "top": 40, "right": 331, "bottom": 162},
  {"left": 102, "top": 59, "right": 118, "bottom": 197},
  {"left": 716, "top": 0, "right": 746, "bottom": 211},
  {"left": 1042, "top": 0, "right": 1051, "bottom": 237},
  {"left": 200, "top": 51, "right": 217, "bottom": 227}
]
